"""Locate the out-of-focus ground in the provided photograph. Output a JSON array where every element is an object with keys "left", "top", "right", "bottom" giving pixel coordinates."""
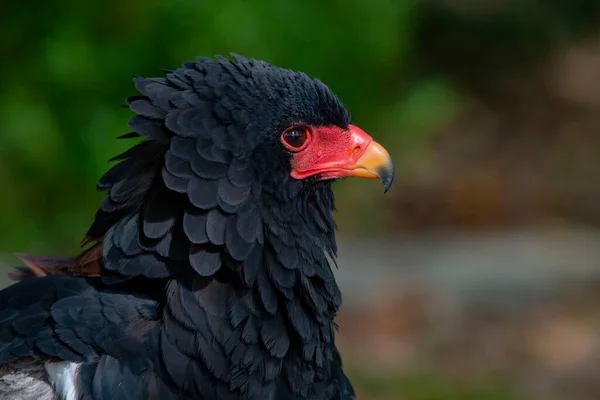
[
  {"left": 334, "top": 230, "right": 600, "bottom": 400},
  {"left": 3, "top": 0, "right": 600, "bottom": 399}
]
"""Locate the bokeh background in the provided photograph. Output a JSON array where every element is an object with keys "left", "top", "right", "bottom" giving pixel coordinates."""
[{"left": 2, "top": 1, "right": 600, "bottom": 399}]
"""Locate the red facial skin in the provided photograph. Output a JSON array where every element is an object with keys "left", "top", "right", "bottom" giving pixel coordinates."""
[{"left": 283, "top": 124, "right": 392, "bottom": 183}]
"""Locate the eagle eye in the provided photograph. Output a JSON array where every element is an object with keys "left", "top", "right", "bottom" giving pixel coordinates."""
[{"left": 281, "top": 127, "right": 310, "bottom": 151}]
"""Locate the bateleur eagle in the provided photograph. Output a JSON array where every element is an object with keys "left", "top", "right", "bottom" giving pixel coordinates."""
[{"left": 0, "top": 54, "right": 394, "bottom": 400}]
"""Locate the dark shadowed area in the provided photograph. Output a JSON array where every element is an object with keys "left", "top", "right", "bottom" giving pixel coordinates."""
[{"left": 2, "top": 0, "right": 600, "bottom": 398}]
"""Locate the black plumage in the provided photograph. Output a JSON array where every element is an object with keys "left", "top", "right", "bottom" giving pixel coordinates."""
[{"left": 0, "top": 54, "right": 394, "bottom": 400}]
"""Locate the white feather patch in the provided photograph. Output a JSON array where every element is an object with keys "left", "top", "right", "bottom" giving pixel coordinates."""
[{"left": 45, "top": 361, "right": 80, "bottom": 400}]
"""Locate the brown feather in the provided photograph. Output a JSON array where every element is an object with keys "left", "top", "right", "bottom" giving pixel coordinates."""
[
  {"left": 73, "top": 242, "right": 103, "bottom": 277},
  {"left": 10, "top": 241, "right": 104, "bottom": 282}
]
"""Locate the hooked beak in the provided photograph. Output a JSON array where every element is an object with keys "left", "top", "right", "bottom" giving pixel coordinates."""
[
  {"left": 290, "top": 124, "right": 395, "bottom": 193},
  {"left": 348, "top": 138, "right": 395, "bottom": 193}
]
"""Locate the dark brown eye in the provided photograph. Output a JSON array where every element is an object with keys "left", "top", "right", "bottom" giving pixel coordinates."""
[{"left": 281, "top": 127, "right": 310, "bottom": 151}]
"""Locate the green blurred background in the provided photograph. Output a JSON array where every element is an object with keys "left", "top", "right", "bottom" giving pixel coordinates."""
[{"left": 3, "top": 0, "right": 600, "bottom": 399}]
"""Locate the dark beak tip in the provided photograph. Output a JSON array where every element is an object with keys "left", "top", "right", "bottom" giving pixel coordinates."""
[
  {"left": 383, "top": 178, "right": 393, "bottom": 194},
  {"left": 377, "top": 161, "right": 395, "bottom": 194}
]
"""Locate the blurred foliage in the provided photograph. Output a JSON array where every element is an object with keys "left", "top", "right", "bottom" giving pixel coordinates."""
[
  {"left": 0, "top": 0, "right": 446, "bottom": 254},
  {"left": 417, "top": 0, "right": 600, "bottom": 97}
]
